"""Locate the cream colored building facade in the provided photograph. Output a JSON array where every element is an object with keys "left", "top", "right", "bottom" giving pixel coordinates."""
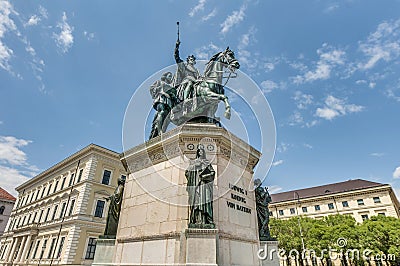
[
  {"left": 270, "top": 179, "right": 400, "bottom": 223},
  {"left": 0, "top": 144, "right": 126, "bottom": 266}
]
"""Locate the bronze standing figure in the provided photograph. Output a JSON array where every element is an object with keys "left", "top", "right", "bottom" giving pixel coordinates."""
[
  {"left": 103, "top": 176, "right": 126, "bottom": 237},
  {"left": 185, "top": 147, "right": 215, "bottom": 228}
]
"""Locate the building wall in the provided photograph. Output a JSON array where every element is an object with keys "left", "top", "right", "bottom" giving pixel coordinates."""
[
  {"left": 270, "top": 185, "right": 400, "bottom": 223},
  {"left": 0, "top": 199, "right": 15, "bottom": 236},
  {"left": 0, "top": 145, "right": 126, "bottom": 266}
]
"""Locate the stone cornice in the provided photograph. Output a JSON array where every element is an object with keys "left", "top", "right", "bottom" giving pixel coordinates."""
[
  {"left": 16, "top": 144, "right": 120, "bottom": 192},
  {"left": 270, "top": 185, "right": 392, "bottom": 208},
  {"left": 121, "top": 124, "right": 261, "bottom": 174}
]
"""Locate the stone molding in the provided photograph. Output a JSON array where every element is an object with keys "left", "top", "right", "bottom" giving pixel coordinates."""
[
  {"left": 121, "top": 124, "right": 260, "bottom": 174},
  {"left": 117, "top": 232, "right": 182, "bottom": 243}
]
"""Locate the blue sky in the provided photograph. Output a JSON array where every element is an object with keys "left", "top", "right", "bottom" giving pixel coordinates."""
[{"left": 1, "top": 0, "right": 400, "bottom": 197}]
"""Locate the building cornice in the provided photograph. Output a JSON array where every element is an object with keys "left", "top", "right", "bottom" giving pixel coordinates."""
[
  {"left": 270, "top": 184, "right": 392, "bottom": 207},
  {"left": 16, "top": 144, "right": 120, "bottom": 192}
]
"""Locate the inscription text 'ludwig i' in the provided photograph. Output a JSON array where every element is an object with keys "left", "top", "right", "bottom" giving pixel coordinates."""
[{"left": 149, "top": 22, "right": 240, "bottom": 139}]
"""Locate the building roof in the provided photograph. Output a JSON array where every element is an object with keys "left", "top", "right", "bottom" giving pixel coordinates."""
[
  {"left": 15, "top": 143, "right": 121, "bottom": 192},
  {"left": 271, "top": 179, "right": 386, "bottom": 203},
  {"left": 0, "top": 187, "right": 16, "bottom": 202}
]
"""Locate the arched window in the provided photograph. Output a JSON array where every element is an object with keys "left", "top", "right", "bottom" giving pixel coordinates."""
[{"left": 0, "top": 206, "right": 5, "bottom": 215}]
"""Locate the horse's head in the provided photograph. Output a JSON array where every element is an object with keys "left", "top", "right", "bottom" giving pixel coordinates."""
[
  {"left": 204, "top": 47, "right": 240, "bottom": 80},
  {"left": 221, "top": 47, "right": 240, "bottom": 72}
]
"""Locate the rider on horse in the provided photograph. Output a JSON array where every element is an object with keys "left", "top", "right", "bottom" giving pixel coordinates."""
[{"left": 174, "top": 40, "right": 201, "bottom": 114}]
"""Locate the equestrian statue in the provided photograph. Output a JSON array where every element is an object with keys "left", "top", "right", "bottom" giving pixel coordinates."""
[{"left": 149, "top": 22, "right": 240, "bottom": 139}]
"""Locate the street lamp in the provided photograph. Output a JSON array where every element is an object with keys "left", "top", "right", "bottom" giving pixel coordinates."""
[{"left": 294, "top": 191, "right": 305, "bottom": 251}]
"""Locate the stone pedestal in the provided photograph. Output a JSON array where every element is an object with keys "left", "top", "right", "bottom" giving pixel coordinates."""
[
  {"left": 185, "top": 228, "right": 217, "bottom": 266},
  {"left": 93, "top": 238, "right": 116, "bottom": 266},
  {"left": 259, "top": 241, "right": 280, "bottom": 266},
  {"left": 115, "top": 124, "right": 262, "bottom": 265}
]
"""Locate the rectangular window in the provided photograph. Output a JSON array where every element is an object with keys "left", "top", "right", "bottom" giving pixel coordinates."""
[
  {"left": 35, "top": 190, "right": 40, "bottom": 201},
  {"left": 357, "top": 199, "right": 364, "bottom": 206},
  {"left": 373, "top": 197, "right": 381, "bottom": 203},
  {"left": 60, "top": 202, "right": 67, "bottom": 219},
  {"left": 57, "top": 237, "right": 65, "bottom": 258},
  {"left": 0, "top": 245, "right": 5, "bottom": 260},
  {"left": 302, "top": 207, "right": 308, "bottom": 213},
  {"left": 44, "top": 208, "right": 50, "bottom": 222},
  {"left": 328, "top": 203, "right": 334, "bottom": 210},
  {"left": 22, "top": 216, "right": 26, "bottom": 226},
  {"left": 342, "top": 201, "right": 349, "bottom": 207},
  {"left": 94, "top": 200, "right": 105, "bottom": 218},
  {"left": 77, "top": 169, "right": 83, "bottom": 183},
  {"left": 61, "top": 177, "right": 66, "bottom": 190},
  {"left": 278, "top": 210, "right": 284, "bottom": 216},
  {"left": 52, "top": 205, "right": 59, "bottom": 220},
  {"left": 41, "top": 187, "right": 46, "bottom": 198},
  {"left": 68, "top": 173, "right": 74, "bottom": 187},
  {"left": 68, "top": 199, "right": 75, "bottom": 216},
  {"left": 40, "top": 239, "right": 47, "bottom": 259},
  {"left": 28, "top": 213, "right": 32, "bottom": 224},
  {"left": 47, "top": 183, "right": 52, "bottom": 196},
  {"left": 30, "top": 192, "right": 35, "bottom": 203},
  {"left": 378, "top": 212, "right": 385, "bottom": 216},
  {"left": 85, "top": 238, "right": 97, "bottom": 259},
  {"left": 361, "top": 214, "right": 369, "bottom": 221},
  {"left": 33, "top": 240, "right": 40, "bottom": 259},
  {"left": 47, "top": 238, "right": 56, "bottom": 259},
  {"left": 315, "top": 205, "right": 321, "bottom": 211},
  {"left": 26, "top": 241, "right": 34, "bottom": 260},
  {"left": 38, "top": 209, "right": 43, "bottom": 223},
  {"left": 102, "top": 170, "right": 111, "bottom": 185},
  {"left": 32, "top": 212, "right": 37, "bottom": 223},
  {"left": 290, "top": 208, "right": 295, "bottom": 214},
  {"left": 53, "top": 181, "right": 59, "bottom": 193}
]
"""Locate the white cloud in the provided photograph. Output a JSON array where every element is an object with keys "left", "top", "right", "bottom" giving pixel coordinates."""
[
  {"left": 38, "top": 6, "right": 48, "bottom": 19},
  {"left": 0, "top": 135, "right": 38, "bottom": 196},
  {"left": 201, "top": 8, "right": 217, "bottom": 21},
  {"left": 53, "top": 12, "right": 74, "bottom": 53},
  {"left": 260, "top": 80, "right": 278, "bottom": 93},
  {"left": 25, "top": 15, "right": 40, "bottom": 26},
  {"left": 277, "top": 142, "right": 291, "bottom": 153},
  {"left": 272, "top": 160, "right": 284, "bottom": 167},
  {"left": 0, "top": 0, "right": 18, "bottom": 73},
  {"left": 358, "top": 19, "right": 400, "bottom": 70},
  {"left": 303, "top": 143, "right": 313, "bottom": 149},
  {"left": 393, "top": 166, "right": 400, "bottom": 178},
  {"left": 220, "top": 4, "right": 246, "bottom": 34},
  {"left": 189, "top": 0, "right": 207, "bottom": 17},
  {"left": 288, "top": 111, "right": 304, "bottom": 126},
  {"left": 83, "top": 31, "right": 95, "bottom": 40},
  {"left": 194, "top": 42, "right": 221, "bottom": 60},
  {"left": 370, "top": 152, "right": 384, "bottom": 157},
  {"left": 293, "top": 91, "right": 313, "bottom": 109},
  {"left": 0, "top": 136, "right": 32, "bottom": 165},
  {"left": 294, "top": 43, "right": 346, "bottom": 84},
  {"left": 315, "top": 95, "right": 364, "bottom": 120},
  {"left": 0, "top": 165, "right": 31, "bottom": 196},
  {"left": 324, "top": 3, "right": 339, "bottom": 13}
]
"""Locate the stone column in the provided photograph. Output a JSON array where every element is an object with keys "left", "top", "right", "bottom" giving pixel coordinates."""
[
  {"left": 15, "top": 236, "right": 27, "bottom": 263},
  {"left": 19, "top": 235, "right": 32, "bottom": 263}
]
